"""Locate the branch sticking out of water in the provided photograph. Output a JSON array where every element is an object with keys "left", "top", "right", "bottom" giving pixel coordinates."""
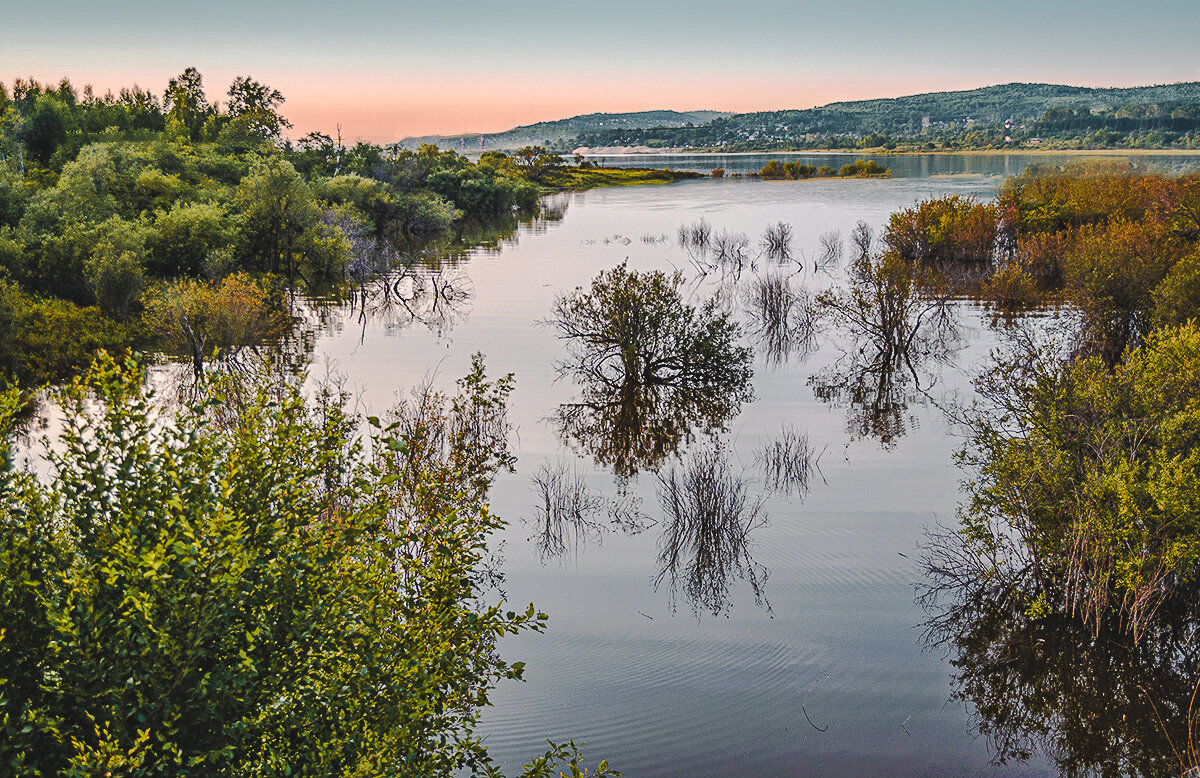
[{"left": 762, "top": 221, "right": 794, "bottom": 262}]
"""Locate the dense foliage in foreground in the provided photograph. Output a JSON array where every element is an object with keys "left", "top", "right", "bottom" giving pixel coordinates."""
[{"left": 0, "top": 355, "right": 614, "bottom": 776}]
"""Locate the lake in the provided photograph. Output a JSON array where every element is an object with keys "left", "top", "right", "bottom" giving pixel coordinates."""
[
  {"left": 298, "top": 154, "right": 1198, "bottom": 775},
  {"left": 585, "top": 149, "right": 1200, "bottom": 178}
]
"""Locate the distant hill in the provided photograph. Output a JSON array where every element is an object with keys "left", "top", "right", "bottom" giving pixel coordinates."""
[
  {"left": 568, "top": 82, "right": 1200, "bottom": 151},
  {"left": 397, "top": 110, "right": 730, "bottom": 151},
  {"left": 755, "top": 82, "right": 1200, "bottom": 134}
]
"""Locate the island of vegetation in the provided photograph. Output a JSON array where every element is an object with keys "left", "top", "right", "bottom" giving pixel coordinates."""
[{"left": 756, "top": 158, "right": 888, "bottom": 179}]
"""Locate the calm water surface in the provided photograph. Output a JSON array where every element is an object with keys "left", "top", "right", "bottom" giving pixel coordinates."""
[
  {"left": 588, "top": 150, "right": 1200, "bottom": 178},
  {"left": 305, "top": 156, "right": 1197, "bottom": 776}
]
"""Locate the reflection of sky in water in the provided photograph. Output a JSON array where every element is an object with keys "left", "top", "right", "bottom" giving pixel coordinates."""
[
  {"left": 297, "top": 165, "right": 1075, "bottom": 776},
  {"left": 35, "top": 157, "right": 1200, "bottom": 774}
]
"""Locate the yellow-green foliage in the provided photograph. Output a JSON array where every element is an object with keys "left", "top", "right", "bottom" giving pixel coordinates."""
[
  {"left": 544, "top": 166, "right": 702, "bottom": 189},
  {"left": 885, "top": 194, "right": 998, "bottom": 264},
  {"left": 0, "top": 353, "right": 603, "bottom": 776},
  {"left": 0, "top": 281, "right": 135, "bottom": 386},
  {"left": 963, "top": 322, "right": 1200, "bottom": 637},
  {"left": 759, "top": 159, "right": 887, "bottom": 180}
]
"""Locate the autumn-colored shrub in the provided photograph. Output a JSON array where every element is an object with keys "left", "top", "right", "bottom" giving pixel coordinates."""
[{"left": 885, "top": 195, "right": 998, "bottom": 264}]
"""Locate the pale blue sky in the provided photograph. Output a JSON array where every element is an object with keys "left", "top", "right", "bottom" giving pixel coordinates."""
[{"left": 3, "top": 0, "right": 1197, "bottom": 139}]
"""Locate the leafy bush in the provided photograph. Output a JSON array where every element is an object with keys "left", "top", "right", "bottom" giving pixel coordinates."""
[
  {"left": 839, "top": 159, "right": 888, "bottom": 177},
  {"left": 885, "top": 194, "right": 998, "bottom": 264},
  {"left": 550, "top": 262, "right": 751, "bottom": 390},
  {"left": 0, "top": 353, "right": 610, "bottom": 776},
  {"left": 0, "top": 281, "right": 134, "bottom": 385},
  {"left": 960, "top": 322, "right": 1200, "bottom": 638},
  {"left": 1061, "top": 217, "right": 1186, "bottom": 362}
]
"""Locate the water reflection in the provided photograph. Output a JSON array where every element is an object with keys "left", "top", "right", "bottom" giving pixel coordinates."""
[
  {"left": 811, "top": 232, "right": 959, "bottom": 447},
  {"left": 525, "top": 459, "right": 652, "bottom": 561},
  {"left": 549, "top": 263, "right": 753, "bottom": 478},
  {"left": 810, "top": 352, "right": 925, "bottom": 447},
  {"left": 756, "top": 424, "right": 823, "bottom": 498},
  {"left": 654, "top": 442, "right": 770, "bottom": 616},
  {"left": 742, "top": 273, "right": 819, "bottom": 366},
  {"left": 922, "top": 533, "right": 1200, "bottom": 777},
  {"left": 554, "top": 381, "right": 749, "bottom": 479},
  {"left": 307, "top": 196, "right": 570, "bottom": 339}
]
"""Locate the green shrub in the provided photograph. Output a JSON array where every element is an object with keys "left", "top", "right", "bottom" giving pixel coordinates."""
[{"left": 0, "top": 353, "right": 589, "bottom": 776}]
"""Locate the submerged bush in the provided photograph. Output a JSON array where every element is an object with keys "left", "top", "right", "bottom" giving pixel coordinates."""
[
  {"left": 885, "top": 194, "right": 998, "bottom": 264},
  {"left": 960, "top": 322, "right": 1200, "bottom": 639},
  {"left": 550, "top": 261, "right": 751, "bottom": 390}
]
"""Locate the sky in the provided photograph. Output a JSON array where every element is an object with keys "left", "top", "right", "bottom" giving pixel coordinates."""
[{"left": 3, "top": 0, "right": 1199, "bottom": 142}]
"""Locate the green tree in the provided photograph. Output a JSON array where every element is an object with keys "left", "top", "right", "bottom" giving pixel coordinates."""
[
  {"left": 16, "top": 94, "right": 68, "bottom": 165},
  {"left": 512, "top": 146, "right": 565, "bottom": 184},
  {"left": 959, "top": 322, "right": 1200, "bottom": 639},
  {"left": 145, "top": 273, "right": 287, "bottom": 380},
  {"left": 234, "top": 156, "right": 319, "bottom": 278},
  {"left": 550, "top": 262, "right": 751, "bottom": 389},
  {"left": 84, "top": 216, "right": 150, "bottom": 317},
  {"left": 147, "top": 201, "right": 233, "bottom": 277},
  {"left": 224, "top": 76, "right": 291, "bottom": 141},
  {"left": 163, "top": 67, "right": 212, "bottom": 141}
]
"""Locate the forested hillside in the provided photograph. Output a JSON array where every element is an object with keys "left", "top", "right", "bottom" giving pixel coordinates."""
[
  {"left": 568, "top": 82, "right": 1200, "bottom": 151},
  {"left": 400, "top": 109, "right": 730, "bottom": 150}
]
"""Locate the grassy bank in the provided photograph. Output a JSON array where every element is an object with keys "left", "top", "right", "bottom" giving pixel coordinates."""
[{"left": 544, "top": 166, "right": 703, "bottom": 189}]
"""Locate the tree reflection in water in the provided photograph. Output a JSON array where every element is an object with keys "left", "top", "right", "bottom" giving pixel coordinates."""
[
  {"left": 742, "top": 273, "right": 819, "bottom": 366},
  {"left": 554, "top": 381, "right": 749, "bottom": 479},
  {"left": 809, "top": 350, "right": 926, "bottom": 448},
  {"left": 525, "top": 459, "right": 653, "bottom": 562},
  {"left": 549, "top": 264, "right": 753, "bottom": 478},
  {"left": 310, "top": 197, "right": 570, "bottom": 341},
  {"left": 654, "top": 443, "right": 770, "bottom": 616},
  {"left": 811, "top": 232, "right": 959, "bottom": 448},
  {"left": 922, "top": 528, "right": 1200, "bottom": 778}
]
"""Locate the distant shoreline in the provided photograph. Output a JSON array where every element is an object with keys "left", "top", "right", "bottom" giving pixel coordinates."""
[{"left": 576, "top": 148, "right": 1200, "bottom": 157}]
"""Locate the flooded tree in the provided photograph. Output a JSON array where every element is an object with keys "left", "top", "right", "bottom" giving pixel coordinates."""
[
  {"left": 742, "top": 273, "right": 819, "bottom": 366},
  {"left": 914, "top": 319, "right": 1200, "bottom": 776},
  {"left": 654, "top": 443, "right": 769, "bottom": 616},
  {"left": 550, "top": 263, "right": 752, "bottom": 476},
  {"left": 551, "top": 262, "right": 750, "bottom": 390},
  {"left": 816, "top": 230, "right": 843, "bottom": 270},
  {"left": 145, "top": 272, "right": 291, "bottom": 382},
  {"left": 811, "top": 246, "right": 956, "bottom": 446},
  {"left": 761, "top": 221, "right": 793, "bottom": 262},
  {"left": 677, "top": 218, "right": 712, "bottom": 251},
  {"left": 527, "top": 460, "right": 607, "bottom": 560},
  {"left": 952, "top": 322, "right": 1200, "bottom": 640}
]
